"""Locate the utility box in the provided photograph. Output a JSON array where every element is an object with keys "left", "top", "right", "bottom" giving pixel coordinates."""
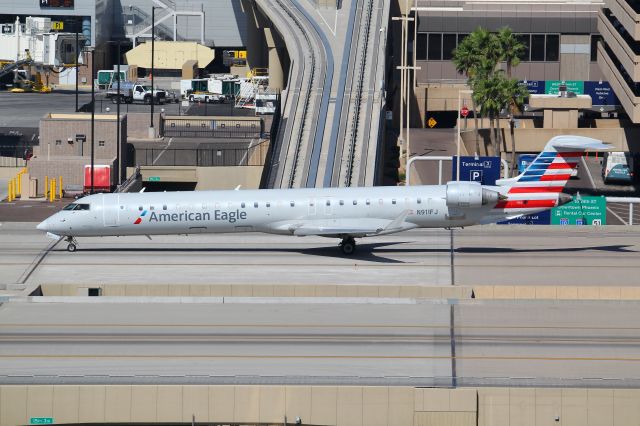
[{"left": 84, "top": 165, "right": 111, "bottom": 193}]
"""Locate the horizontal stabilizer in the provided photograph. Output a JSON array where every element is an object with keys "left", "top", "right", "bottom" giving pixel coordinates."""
[{"left": 545, "top": 135, "right": 612, "bottom": 152}]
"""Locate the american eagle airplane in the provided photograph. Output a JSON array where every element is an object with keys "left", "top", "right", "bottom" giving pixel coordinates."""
[{"left": 37, "top": 136, "right": 609, "bottom": 254}]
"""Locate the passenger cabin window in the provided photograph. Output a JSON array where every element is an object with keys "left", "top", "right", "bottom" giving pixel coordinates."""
[
  {"left": 139, "top": 206, "right": 143, "bottom": 211},
  {"left": 163, "top": 205, "right": 167, "bottom": 210},
  {"left": 339, "top": 200, "right": 344, "bottom": 206},
  {"left": 290, "top": 201, "right": 295, "bottom": 207},
  {"left": 353, "top": 200, "right": 357, "bottom": 205},
  {"left": 254, "top": 202, "right": 258, "bottom": 208},
  {"left": 241, "top": 202, "right": 246, "bottom": 208},
  {"left": 326, "top": 200, "right": 331, "bottom": 206},
  {"left": 366, "top": 199, "right": 370, "bottom": 205},
  {"left": 266, "top": 202, "right": 271, "bottom": 208},
  {"left": 150, "top": 206, "right": 155, "bottom": 211},
  {"left": 392, "top": 199, "right": 396, "bottom": 205},
  {"left": 417, "top": 198, "right": 422, "bottom": 204}
]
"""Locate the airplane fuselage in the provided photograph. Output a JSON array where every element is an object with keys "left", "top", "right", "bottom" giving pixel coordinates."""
[{"left": 39, "top": 184, "right": 500, "bottom": 238}]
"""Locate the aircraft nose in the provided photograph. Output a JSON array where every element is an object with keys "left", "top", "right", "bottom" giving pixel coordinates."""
[{"left": 36, "top": 219, "right": 48, "bottom": 231}]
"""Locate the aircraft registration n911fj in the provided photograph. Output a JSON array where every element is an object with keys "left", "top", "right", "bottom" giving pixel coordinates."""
[{"left": 37, "top": 136, "right": 610, "bottom": 254}]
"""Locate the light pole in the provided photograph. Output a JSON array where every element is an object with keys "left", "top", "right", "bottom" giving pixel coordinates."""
[
  {"left": 150, "top": 6, "right": 156, "bottom": 136},
  {"left": 90, "top": 47, "right": 95, "bottom": 194},
  {"left": 75, "top": 29, "right": 79, "bottom": 112},
  {"left": 456, "top": 89, "right": 473, "bottom": 181},
  {"left": 116, "top": 40, "right": 122, "bottom": 185}
]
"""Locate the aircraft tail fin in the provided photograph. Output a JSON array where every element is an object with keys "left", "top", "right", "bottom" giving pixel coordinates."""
[{"left": 493, "top": 135, "right": 611, "bottom": 210}]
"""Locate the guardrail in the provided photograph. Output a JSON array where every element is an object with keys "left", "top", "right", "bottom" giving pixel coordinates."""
[{"left": 606, "top": 197, "right": 640, "bottom": 225}]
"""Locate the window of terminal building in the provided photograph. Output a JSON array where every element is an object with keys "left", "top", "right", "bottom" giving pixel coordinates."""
[
  {"left": 416, "top": 33, "right": 427, "bottom": 60},
  {"left": 442, "top": 34, "right": 457, "bottom": 60},
  {"left": 98, "top": 140, "right": 105, "bottom": 147},
  {"left": 427, "top": 33, "right": 442, "bottom": 60},
  {"left": 531, "top": 35, "right": 545, "bottom": 61},
  {"left": 545, "top": 35, "right": 559, "bottom": 61}
]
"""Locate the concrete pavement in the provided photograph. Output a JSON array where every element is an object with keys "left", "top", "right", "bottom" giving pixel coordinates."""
[
  {"left": 1, "top": 299, "right": 638, "bottom": 386},
  {"left": 1, "top": 222, "right": 639, "bottom": 287}
]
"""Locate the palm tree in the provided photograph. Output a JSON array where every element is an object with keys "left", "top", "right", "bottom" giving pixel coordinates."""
[
  {"left": 473, "top": 74, "right": 505, "bottom": 155},
  {"left": 496, "top": 27, "right": 525, "bottom": 79},
  {"left": 452, "top": 35, "right": 482, "bottom": 154},
  {"left": 501, "top": 78, "right": 529, "bottom": 175}
]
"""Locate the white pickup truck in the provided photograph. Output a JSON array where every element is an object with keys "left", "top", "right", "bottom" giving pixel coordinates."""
[
  {"left": 106, "top": 81, "right": 167, "bottom": 105},
  {"left": 187, "top": 92, "right": 226, "bottom": 103}
]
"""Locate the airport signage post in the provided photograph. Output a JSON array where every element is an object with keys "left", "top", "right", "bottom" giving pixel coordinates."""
[
  {"left": 30, "top": 418, "right": 54, "bottom": 425},
  {"left": 451, "top": 156, "right": 501, "bottom": 185},
  {"left": 551, "top": 196, "right": 607, "bottom": 225}
]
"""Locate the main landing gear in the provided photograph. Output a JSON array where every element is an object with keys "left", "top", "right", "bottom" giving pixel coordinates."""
[
  {"left": 339, "top": 236, "right": 356, "bottom": 255},
  {"left": 64, "top": 236, "right": 78, "bottom": 252}
]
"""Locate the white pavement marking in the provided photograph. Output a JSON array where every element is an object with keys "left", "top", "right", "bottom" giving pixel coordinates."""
[
  {"left": 607, "top": 206, "right": 628, "bottom": 225},
  {"left": 152, "top": 137, "right": 173, "bottom": 165},
  {"left": 316, "top": 8, "right": 337, "bottom": 36}
]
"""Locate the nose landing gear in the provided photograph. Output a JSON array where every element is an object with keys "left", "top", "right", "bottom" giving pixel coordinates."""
[
  {"left": 339, "top": 236, "right": 356, "bottom": 255},
  {"left": 64, "top": 236, "right": 78, "bottom": 252}
]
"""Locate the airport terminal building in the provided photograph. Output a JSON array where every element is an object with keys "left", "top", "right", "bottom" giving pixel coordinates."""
[{"left": 411, "top": 0, "right": 614, "bottom": 126}]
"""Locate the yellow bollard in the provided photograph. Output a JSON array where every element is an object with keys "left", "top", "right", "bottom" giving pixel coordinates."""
[
  {"left": 7, "top": 179, "right": 13, "bottom": 202},
  {"left": 49, "top": 179, "right": 55, "bottom": 202},
  {"left": 44, "top": 176, "right": 48, "bottom": 199},
  {"left": 58, "top": 176, "right": 63, "bottom": 199},
  {"left": 16, "top": 173, "right": 21, "bottom": 198}
]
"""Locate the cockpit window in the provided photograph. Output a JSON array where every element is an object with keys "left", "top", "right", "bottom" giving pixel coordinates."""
[{"left": 62, "top": 203, "right": 90, "bottom": 211}]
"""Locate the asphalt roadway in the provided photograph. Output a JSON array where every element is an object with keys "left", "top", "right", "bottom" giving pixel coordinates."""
[
  {"left": 0, "top": 299, "right": 639, "bottom": 386},
  {"left": 1, "top": 222, "right": 639, "bottom": 287}
]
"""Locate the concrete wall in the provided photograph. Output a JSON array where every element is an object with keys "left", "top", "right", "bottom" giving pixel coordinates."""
[
  {"left": 196, "top": 165, "right": 263, "bottom": 190},
  {"left": 1, "top": 385, "right": 639, "bottom": 426},
  {"left": 40, "top": 283, "right": 473, "bottom": 298}
]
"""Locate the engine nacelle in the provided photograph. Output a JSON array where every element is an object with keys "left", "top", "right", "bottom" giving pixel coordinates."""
[{"left": 446, "top": 181, "right": 500, "bottom": 208}]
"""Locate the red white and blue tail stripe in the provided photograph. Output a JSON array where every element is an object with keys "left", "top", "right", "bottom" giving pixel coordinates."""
[{"left": 493, "top": 136, "right": 611, "bottom": 214}]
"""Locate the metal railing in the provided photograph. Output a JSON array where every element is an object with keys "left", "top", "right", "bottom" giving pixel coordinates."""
[
  {"left": 135, "top": 144, "right": 269, "bottom": 167},
  {"left": 161, "top": 117, "right": 263, "bottom": 139},
  {"left": 0, "top": 146, "right": 29, "bottom": 167},
  {"left": 606, "top": 197, "right": 640, "bottom": 225}
]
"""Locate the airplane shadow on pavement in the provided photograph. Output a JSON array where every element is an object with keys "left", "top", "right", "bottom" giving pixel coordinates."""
[
  {"left": 66, "top": 241, "right": 417, "bottom": 264},
  {"left": 56, "top": 242, "right": 636, "bottom": 266},
  {"left": 454, "top": 245, "right": 637, "bottom": 254}
]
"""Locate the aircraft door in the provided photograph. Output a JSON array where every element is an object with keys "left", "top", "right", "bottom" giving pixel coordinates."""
[{"left": 102, "top": 194, "right": 120, "bottom": 227}]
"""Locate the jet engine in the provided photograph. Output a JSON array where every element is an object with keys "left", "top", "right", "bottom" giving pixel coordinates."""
[{"left": 445, "top": 181, "right": 501, "bottom": 208}]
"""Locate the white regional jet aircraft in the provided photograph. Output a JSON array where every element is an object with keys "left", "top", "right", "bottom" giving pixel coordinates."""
[{"left": 37, "top": 136, "right": 609, "bottom": 254}]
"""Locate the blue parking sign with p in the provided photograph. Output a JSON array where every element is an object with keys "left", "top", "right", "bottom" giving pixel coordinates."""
[{"left": 452, "top": 156, "right": 501, "bottom": 185}]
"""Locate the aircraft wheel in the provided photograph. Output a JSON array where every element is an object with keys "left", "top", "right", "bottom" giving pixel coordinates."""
[
  {"left": 67, "top": 243, "right": 77, "bottom": 253},
  {"left": 339, "top": 238, "right": 356, "bottom": 255}
]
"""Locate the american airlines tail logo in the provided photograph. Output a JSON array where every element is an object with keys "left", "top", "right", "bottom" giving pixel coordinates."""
[{"left": 133, "top": 210, "right": 147, "bottom": 224}]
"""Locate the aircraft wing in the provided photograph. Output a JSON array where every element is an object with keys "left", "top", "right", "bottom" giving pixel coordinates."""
[{"left": 273, "top": 211, "right": 417, "bottom": 237}]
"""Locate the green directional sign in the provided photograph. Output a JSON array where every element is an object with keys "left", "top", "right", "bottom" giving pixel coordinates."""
[
  {"left": 551, "top": 196, "right": 606, "bottom": 225},
  {"left": 545, "top": 80, "right": 584, "bottom": 95},
  {"left": 30, "top": 418, "right": 54, "bottom": 425},
  {"left": 148, "top": 176, "right": 161, "bottom": 182}
]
